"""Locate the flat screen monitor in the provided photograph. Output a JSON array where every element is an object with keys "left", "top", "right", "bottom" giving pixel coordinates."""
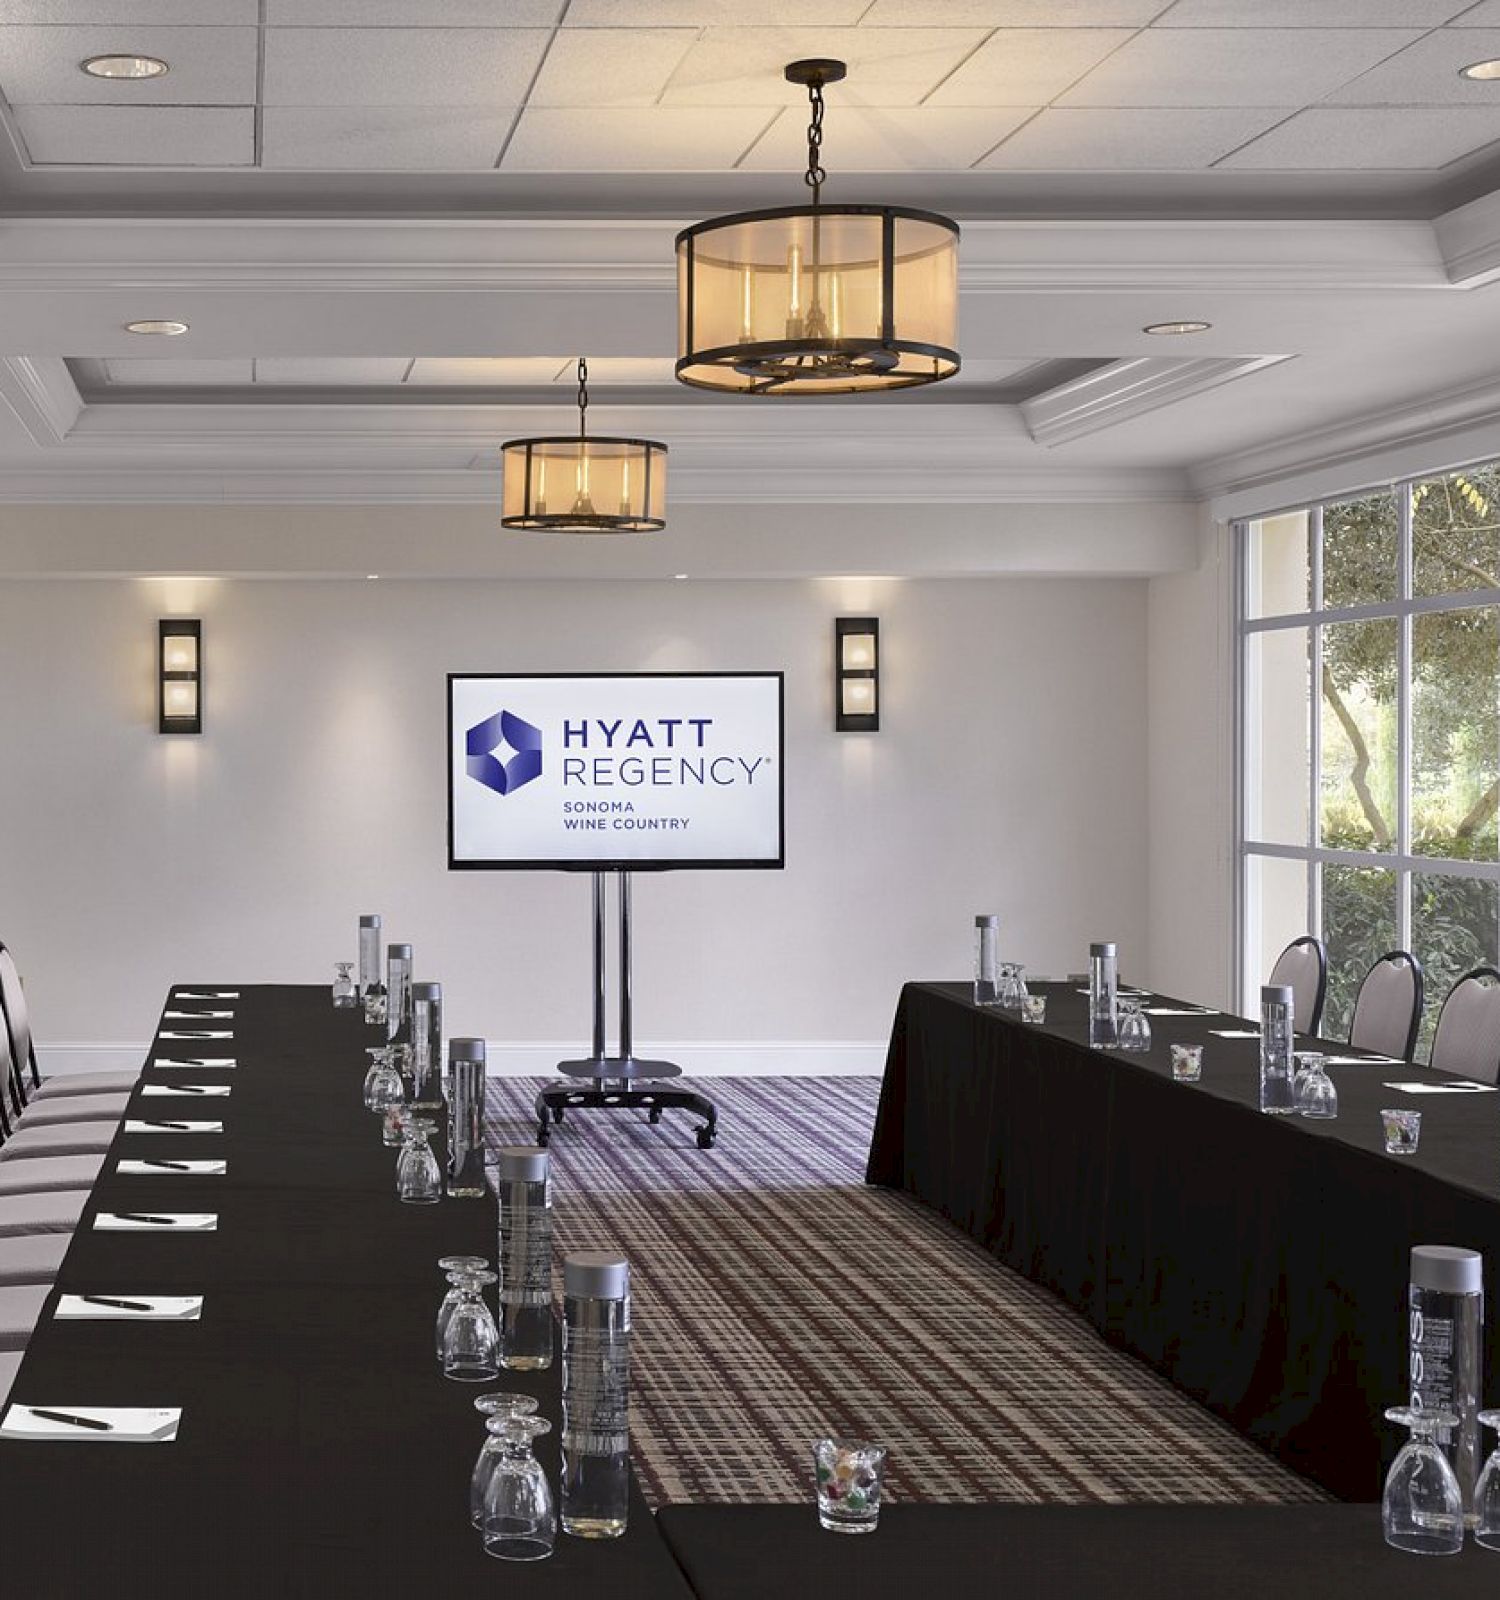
[{"left": 448, "top": 672, "right": 784, "bottom": 871}]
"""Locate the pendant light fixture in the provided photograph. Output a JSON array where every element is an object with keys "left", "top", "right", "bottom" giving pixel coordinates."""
[
  {"left": 675, "top": 59, "right": 960, "bottom": 396},
  {"left": 501, "top": 358, "right": 667, "bottom": 533}
]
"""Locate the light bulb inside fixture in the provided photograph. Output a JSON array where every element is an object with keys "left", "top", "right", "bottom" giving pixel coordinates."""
[{"left": 82, "top": 53, "right": 168, "bottom": 79}]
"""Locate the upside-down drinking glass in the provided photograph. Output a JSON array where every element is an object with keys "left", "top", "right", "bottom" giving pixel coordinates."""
[
  {"left": 481, "top": 1416, "right": 556, "bottom": 1562},
  {"left": 1383, "top": 1406, "right": 1463, "bottom": 1555},
  {"left": 1475, "top": 1410, "right": 1500, "bottom": 1551},
  {"left": 364, "top": 1049, "right": 403, "bottom": 1118},
  {"left": 436, "top": 1256, "right": 491, "bottom": 1362},
  {"left": 396, "top": 1117, "right": 442, "bottom": 1204},
  {"left": 999, "top": 964, "right": 1028, "bottom": 1012},
  {"left": 1117, "top": 1001, "right": 1152, "bottom": 1053},
  {"left": 1294, "top": 1054, "right": 1338, "bottom": 1120},
  {"left": 443, "top": 1269, "right": 500, "bottom": 1382},
  {"left": 470, "top": 1392, "right": 542, "bottom": 1529}
]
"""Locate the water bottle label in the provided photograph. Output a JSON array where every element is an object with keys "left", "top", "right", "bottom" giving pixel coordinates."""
[{"left": 564, "top": 1325, "right": 628, "bottom": 1454}]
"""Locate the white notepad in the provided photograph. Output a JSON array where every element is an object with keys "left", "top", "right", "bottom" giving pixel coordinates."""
[
  {"left": 55, "top": 1294, "right": 203, "bottom": 1322},
  {"left": 142, "top": 1084, "right": 231, "bottom": 1098},
  {"left": 1210, "top": 1029, "right": 1260, "bottom": 1039},
  {"left": 152, "top": 1058, "right": 235, "bottom": 1069},
  {"left": 1321, "top": 1054, "right": 1404, "bottom": 1066},
  {"left": 1384, "top": 1080, "right": 1498, "bottom": 1095},
  {"left": 117, "top": 1159, "right": 226, "bottom": 1177},
  {"left": 158, "top": 1031, "right": 233, "bottom": 1041},
  {"left": 164, "top": 1010, "right": 234, "bottom": 1020},
  {"left": 174, "top": 990, "right": 239, "bottom": 999},
  {"left": 93, "top": 1212, "right": 218, "bottom": 1232},
  {"left": 1146, "top": 1007, "right": 1219, "bottom": 1017},
  {"left": 124, "top": 1120, "right": 223, "bottom": 1135},
  {"left": 0, "top": 1404, "right": 181, "bottom": 1443}
]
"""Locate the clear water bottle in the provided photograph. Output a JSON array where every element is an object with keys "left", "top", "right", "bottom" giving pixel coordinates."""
[
  {"left": 1259, "top": 984, "right": 1296, "bottom": 1115},
  {"left": 447, "top": 1037, "right": 489, "bottom": 1200},
  {"left": 1410, "top": 1244, "right": 1485, "bottom": 1520},
  {"left": 973, "top": 915, "right": 1001, "bottom": 1006},
  {"left": 498, "top": 1146, "right": 554, "bottom": 1372},
  {"left": 561, "top": 1251, "right": 631, "bottom": 1540},
  {"left": 411, "top": 981, "right": 444, "bottom": 1112},
  {"left": 359, "top": 915, "right": 384, "bottom": 1024},
  {"left": 1088, "top": 942, "right": 1118, "bottom": 1047},
  {"left": 386, "top": 943, "right": 413, "bottom": 1046}
]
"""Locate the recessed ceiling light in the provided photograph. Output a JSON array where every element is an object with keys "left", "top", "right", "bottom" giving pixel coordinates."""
[
  {"left": 673, "top": 573, "right": 688, "bottom": 580},
  {"left": 366, "top": 573, "right": 380, "bottom": 581},
  {"left": 81, "top": 54, "right": 168, "bottom": 80},
  {"left": 1143, "top": 321, "right": 1211, "bottom": 336},
  {"left": 125, "top": 319, "right": 188, "bottom": 336},
  {"left": 1460, "top": 58, "right": 1500, "bottom": 81}
]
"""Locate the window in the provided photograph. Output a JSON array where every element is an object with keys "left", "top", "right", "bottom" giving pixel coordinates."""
[{"left": 1239, "top": 464, "right": 1500, "bottom": 1053}]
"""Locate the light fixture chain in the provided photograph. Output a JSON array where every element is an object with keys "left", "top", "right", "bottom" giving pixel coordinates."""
[
  {"left": 577, "top": 355, "right": 589, "bottom": 439},
  {"left": 804, "top": 78, "right": 826, "bottom": 205}
]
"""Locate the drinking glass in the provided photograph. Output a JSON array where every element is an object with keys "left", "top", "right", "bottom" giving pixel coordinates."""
[
  {"left": 444, "top": 1270, "right": 500, "bottom": 1382},
  {"left": 1382, "top": 1108, "right": 1422, "bottom": 1155},
  {"left": 1474, "top": 1410, "right": 1500, "bottom": 1551},
  {"left": 1383, "top": 1405, "right": 1463, "bottom": 1555},
  {"left": 999, "top": 964, "right": 1028, "bottom": 1012},
  {"left": 1117, "top": 1001, "right": 1152, "bottom": 1053},
  {"left": 470, "top": 1392, "right": 542, "bottom": 1529},
  {"left": 481, "top": 1416, "right": 556, "bottom": 1562},
  {"left": 332, "top": 962, "right": 357, "bottom": 1008},
  {"left": 1021, "top": 994, "right": 1047, "bottom": 1025},
  {"left": 813, "top": 1438, "right": 887, "bottom": 1534},
  {"left": 1170, "top": 1043, "right": 1203, "bottom": 1082},
  {"left": 396, "top": 1117, "right": 442, "bottom": 1204},
  {"left": 436, "top": 1255, "right": 491, "bottom": 1362},
  {"left": 364, "top": 1049, "right": 403, "bottom": 1118},
  {"left": 388, "top": 1041, "right": 415, "bottom": 1104},
  {"left": 1294, "top": 1054, "right": 1337, "bottom": 1120}
]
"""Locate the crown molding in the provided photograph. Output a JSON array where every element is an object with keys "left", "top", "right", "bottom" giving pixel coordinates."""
[
  {"left": 1436, "top": 187, "right": 1500, "bottom": 287},
  {"left": 0, "top": 355, "right": 81, "bottom": 445}
]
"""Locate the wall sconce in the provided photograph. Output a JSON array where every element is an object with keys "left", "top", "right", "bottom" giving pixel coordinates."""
[
  {"left": 835, "top": 617, "right": 879, "bottom": 732},
  {"left": 159, "top": 619, "right": 202, "bottom": 734}
]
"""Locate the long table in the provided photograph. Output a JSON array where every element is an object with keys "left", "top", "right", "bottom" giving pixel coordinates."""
[
  {"left": 0, "top": 985, "right": 692, "bottom": 1597},
  {"left": 865, "top": 980, "right": 1500, "bottom": 1502}
]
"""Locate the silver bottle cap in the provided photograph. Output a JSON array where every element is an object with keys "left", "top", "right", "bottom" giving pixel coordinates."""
[
  {"left": 975, "top": 914, "right": 999, "bottom": 930},
  {"left": 411, "top": 981, "right": 441, "bottom": 1001},
  {"left": 1411, "top": 1245, "right": 1483, "bottom": 1295},
  {"left": 387, "top": 943, "right": 412, "bottom": 960},
  {"left": 449, "top": 1037, "right": 486, "bottom": 1064},
  {"left": 359, "top": 915, "right": 381, "bottom": 929},
  {"left": 1261, "top": 984, "right": 1294, "bottom": 1007},
  {"left": 1090, "top": 942, "right": 1116, "bottom": 958},
  {"left": 497, "top": 1145, "right": 549, "bottom": 1182},
  {"left": 565, "top": 1251, "right": 629, "bottom": 1301}
]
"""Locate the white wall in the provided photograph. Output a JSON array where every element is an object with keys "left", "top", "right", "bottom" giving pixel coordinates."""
[{"left": 0, "top": 572, "right": 1150, "bottom": 1072}]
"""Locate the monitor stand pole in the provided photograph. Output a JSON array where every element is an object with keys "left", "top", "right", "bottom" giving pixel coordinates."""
[{"left": 535, "top": 870, "right": 719, "bottom": 1150}]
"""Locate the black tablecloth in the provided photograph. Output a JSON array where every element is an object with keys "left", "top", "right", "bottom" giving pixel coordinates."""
[
  {"left": 0, "top": 985, "right": 692, "bottom": 1598},
  {"left": 866, "top": 980, "right": 1500, "bottom": 1502},
  {"left": 657, "top": 1503, "right": 1496, "bottom": 1598}
]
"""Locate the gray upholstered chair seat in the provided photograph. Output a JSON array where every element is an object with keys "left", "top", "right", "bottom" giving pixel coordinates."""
[
  {"left": 1268, "top": 937, "right": 1328, "bottom": 1036},
  {"left": 1349, "top": 953, "right": 1422, "bottom": 1062},
  {"left": 0, "top": 1156, "right": 105, "bottom": 1195},
  {"left": 0, "top": 1123, "right": 119, "bottom": 1161},
  {"left": 32, "top": 1069, "right": 142, "bottom": 1101},
  {"left": 17, "top": 1093, "right": 130, "bottom": 1128},
  {"left": 0, "top": 1347, "right": 20, "bottom": 1403},
  {"left": 0, "top": 1233, "right": 69, "bottom": 1284},
  {"left": 0, "top": 1189, "right": 90, "bottom": 1235},
  {"left": 0, "top": 1283, "right": 52, "bottom": 1349}
]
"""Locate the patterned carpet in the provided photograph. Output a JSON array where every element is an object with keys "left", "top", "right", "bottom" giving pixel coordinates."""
[{"left": 485, "top": 1075, "right": 1326, "bottom": 1509}]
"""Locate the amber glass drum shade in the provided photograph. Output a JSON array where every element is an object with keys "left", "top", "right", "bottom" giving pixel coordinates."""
[
  {"left": 500, "top": 436, "right": 667, "bottom": 533},
  {"left": 676, "top": 204, "right": 959, "bottom": 395}
]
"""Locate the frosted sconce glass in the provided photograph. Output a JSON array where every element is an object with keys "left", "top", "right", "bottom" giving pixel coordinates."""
[
  {"left": 159, "top": 619, "right": 202, "bottom": 735},
  {"left": 835, "top": 616, "right": 879, "bottom": 733}
]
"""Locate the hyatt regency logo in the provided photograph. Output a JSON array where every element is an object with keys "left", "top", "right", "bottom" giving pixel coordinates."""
[{"left": 466, "top": 710, "right": 542, "bottom": 797}]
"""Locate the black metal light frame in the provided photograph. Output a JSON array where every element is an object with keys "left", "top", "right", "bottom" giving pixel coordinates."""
[
  {"left": 158, "top": 618, "right": 202, "bottom": 735},
  {"left": 835, "top": 616, "right": 879, "bottom": 733},
  {"left": 499, "top": 434, "right": 668, "bottom": 533}
]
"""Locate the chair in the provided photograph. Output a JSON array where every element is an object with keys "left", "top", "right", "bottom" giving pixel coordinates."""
[
  {"left": 0, "top": 943, "right": 141, "bottom": 1101},
  {"left": 1348, "top": 951, "right": 1424, "bottom": 1062},
  {"left": 1268, "top": 936, "right": 1328, "bottom": 1036},
  {"left": 0, "top": 1001, "right": 124, "bottom": 1158},
  {"left": 1429, "top": 967, "right": 1500, "bottom": 1084}
]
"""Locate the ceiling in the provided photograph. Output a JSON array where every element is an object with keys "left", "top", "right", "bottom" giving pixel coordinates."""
[{"left": 3, "top": 3, "right": 1500, "bottom": 578}]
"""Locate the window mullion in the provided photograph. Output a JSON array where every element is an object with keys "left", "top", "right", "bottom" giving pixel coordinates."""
[
  {"left": 1397, "top": 480, "right": 1413, "bottom": 953},
  {"left": 1309, "top": 505, "right": 1323, "bottom": 937}
]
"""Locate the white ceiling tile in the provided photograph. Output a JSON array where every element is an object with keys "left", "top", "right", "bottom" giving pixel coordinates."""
[
  {"left": 1163, "top": 0, "right": 1467, "bottom": 23},
  {"left": 0, "top": 24, "right": 257, "bottom": 105},
  {"left": 1451, "top": 1, "right": 1500, "bottom": 22},
  {"left": 925, "top": 29, "right": 1137, "bottom": 107},
  {"left": 0, "top": 1, "right": 254, "bottom": 20},
  {"left": 262, "top": 107, "right": 513, "bottom": 170},
  {"left": 103, "top": 358, "right": 255, "bottom": 385},
  {"left": 740, "top": 104, "right": 1035, "bottom": 169},
  {"left": 978, "top": 106, "right": 1286, "bottom": 169},
  {"left": 263, "top": 27, "right": 550, "bottom": 107},
  {"left": 16, "top": 104, "right": 252, "bottom": 165},
  {"left": 861, "top": 1, "right": 1162, "bottom": 21},
  {"left": 407, "top": 358, "right": 571, "bottom": 385},
  {"left": 1219, "top": 106, "right": 1500, "bottom": 168},
  {"left": 1057, "top": 28, "right": 1425, "bottom": 107},
  {"left": 564, "top": 2, "right": 868, "bottom": 23},
  {"left": 266, "top": 0, "right": 562, "bottom": 21},
  {"left": 659, "top": 27, "right": 991, "bottom": 108},
  {"left": 254, "top": 358, "right": 413, "bottom": 384},
  {"left": 529, "top": 28, "right": 699, "bottom": 109},
  {"left": 1328, "top": 28, "right": 1500, "bottom": 103},
  {"left": 502, "top": 106, "right": 776, "bottom": 169}
]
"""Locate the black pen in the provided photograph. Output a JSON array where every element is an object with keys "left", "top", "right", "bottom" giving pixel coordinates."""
[
  {"left": 113, "top": 1213, "right": 176, "bottom": 1226},
  {"left": 144, "top": 1122, "right": 196, "bottom": 1131},
  {"left": 79, "top": 1296, "right": 158, "bottom": 1313},
  {"left": 29, "top": 1409, "right": 113, "bottom": 1432},
  {"left": 134, "top": 1159, "right": 195, "bottom": 1171}
]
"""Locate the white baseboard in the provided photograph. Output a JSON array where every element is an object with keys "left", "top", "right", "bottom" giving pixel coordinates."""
[{"left": 37, "top": 1040, "right": 887, "bottom": 1079}]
